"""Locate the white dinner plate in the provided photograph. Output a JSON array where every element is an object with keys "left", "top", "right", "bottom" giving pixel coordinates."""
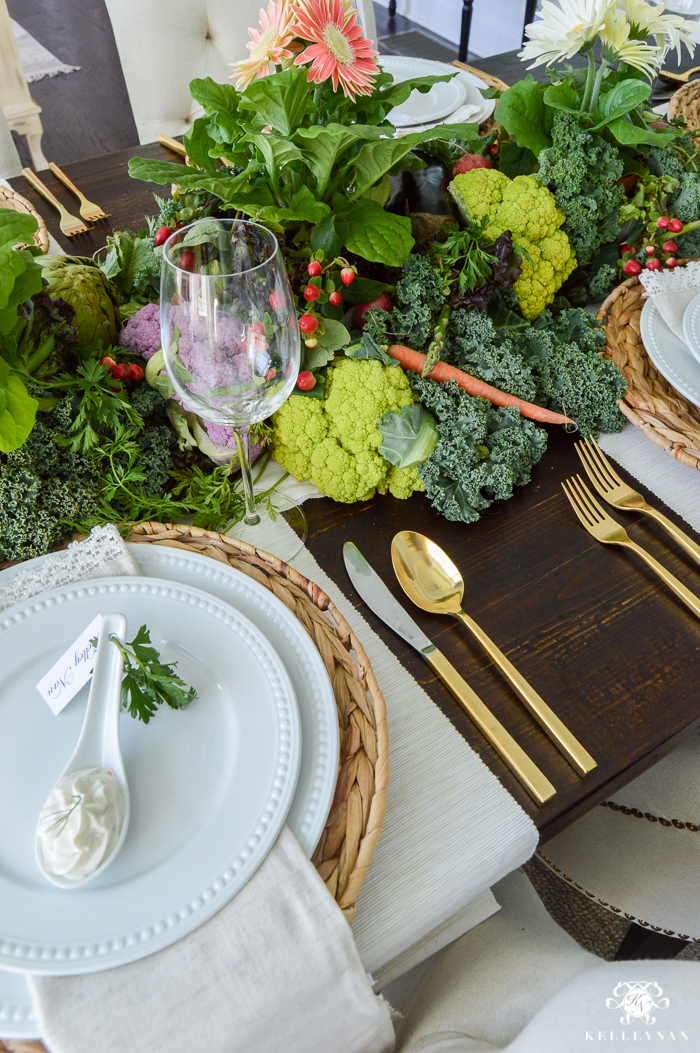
[
  {"left": 682, "top": 290, "right": 700, "bottom": 366},
  {"left": 379, "top": 56, "right": 494, "bottom": 127},
  {"left": 0, "top": 577, "right": 301, "bottom": 976},
  {"left": 640, "top": 298, "right": 700, "bottom": 410}
]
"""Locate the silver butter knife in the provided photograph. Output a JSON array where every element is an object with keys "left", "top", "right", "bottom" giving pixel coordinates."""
[{"left": 342, "top": 542, "right": 556, "bottom": 805}]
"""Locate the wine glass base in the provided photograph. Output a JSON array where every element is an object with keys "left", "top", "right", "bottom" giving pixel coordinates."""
[{"left": 228, "top": 490, "right": 308, "bottom": 562}]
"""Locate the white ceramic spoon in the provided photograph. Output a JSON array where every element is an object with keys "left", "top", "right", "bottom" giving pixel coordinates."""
[{"left": 35, "top": 613, "right": 131, "bottom": 888}]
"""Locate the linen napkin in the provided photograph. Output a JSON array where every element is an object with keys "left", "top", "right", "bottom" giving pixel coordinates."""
[
  {"left": 7, "top": 526, "right": 393, "bottom": 1053},
  {"left": 639, "top": 257, "right": 700, "bottom": 340}
]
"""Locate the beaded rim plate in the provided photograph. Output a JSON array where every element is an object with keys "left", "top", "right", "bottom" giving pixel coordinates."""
[
  {"left": 0, "top": 577, "right": 301, "bottom": 976},
  {"left": 640, "top": 298, "right": 700, "bottom": 410},
  {"left": 682, "top": 290, "right": 700, "bottom": 368}
]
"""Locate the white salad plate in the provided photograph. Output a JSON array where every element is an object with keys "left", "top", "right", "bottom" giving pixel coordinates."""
[
  {"left": 379, "top": 56, "right": 494, "bottom": 127},
  {"left": 640, "top": 298, "right": 700, "bottom": 410},
  {"left": 682, "top": 290, "right": 700, "bottom": 366},
  {"left": 0, "top": 576, "right": 301, "bottom": 977}
]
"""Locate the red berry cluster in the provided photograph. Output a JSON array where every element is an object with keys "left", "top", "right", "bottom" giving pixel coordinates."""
[
  {"left": 101, "top": 356, "right": 144, "bottom": 383},
  {"left": 620, "top": 216, "right": 684, "bottom": 277},
  {"left": 295, "top": 255, "right": 357, "bottom": 389}
]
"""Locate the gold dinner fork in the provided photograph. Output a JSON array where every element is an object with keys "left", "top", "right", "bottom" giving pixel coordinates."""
[
  {"left": 562, "top": 475, "right": 700, "bottom": 622},
  {"left": 22, "top": 168, "right": 89, "bottom": 238},
  {"left": 575, "top": 436, "right": 700, "bottom": 567},
  {"left": 48, "top": 162, "right": 110, "bottom": 222}
]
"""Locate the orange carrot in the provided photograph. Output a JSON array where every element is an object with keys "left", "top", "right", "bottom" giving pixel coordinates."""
[{"left": 387, "top": 344, "right": 574, "bottom": 427}]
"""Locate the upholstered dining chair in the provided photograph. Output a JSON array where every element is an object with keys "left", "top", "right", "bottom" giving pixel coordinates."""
[
  {"left": 104, "top": 0, "right": 378, "bottom": 145},
  {"left": 0, "top": 107, "right": 22, "bottom": 180}
]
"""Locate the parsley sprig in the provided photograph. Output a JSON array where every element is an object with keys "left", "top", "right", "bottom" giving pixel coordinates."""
[{"left": 91, "top": 626, "right": 197, "bottom": 723}]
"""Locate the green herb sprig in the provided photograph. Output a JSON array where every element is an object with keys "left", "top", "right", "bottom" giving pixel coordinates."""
[{"left": 91, "top": 626, "right": 197, "bottom": 724}]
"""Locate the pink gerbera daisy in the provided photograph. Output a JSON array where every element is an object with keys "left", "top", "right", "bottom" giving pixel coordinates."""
[
  {"left": 231, "top": 0, "right": 298, "bottom": 90},
  {"left": 291, "top": 0, "right": 379, "bottom": 100}
]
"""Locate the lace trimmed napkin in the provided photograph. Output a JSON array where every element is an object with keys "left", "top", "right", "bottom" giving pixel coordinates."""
[
  {"left": 639, "top": 258, "right": 700, "bottom": 341},
  {"left": 4, "top": 525, "right": 393, "bottom": 1053}
]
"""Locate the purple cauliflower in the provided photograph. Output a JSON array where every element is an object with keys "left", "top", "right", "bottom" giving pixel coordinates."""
[{"left": 120, "top": 302, "right": 160, "bottom": 360}]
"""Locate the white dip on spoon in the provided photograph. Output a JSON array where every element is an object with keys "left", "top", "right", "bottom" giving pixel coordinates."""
[{"left": 36, "top": 766, "right": 125, "bottom": 882}]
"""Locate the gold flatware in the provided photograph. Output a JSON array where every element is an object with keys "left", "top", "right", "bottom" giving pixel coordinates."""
[
  {"left": 657, "top": 65, "right": 700, "bottom": 86},
  {"left": 22, "top": 168, "right": 89, "bottom": 238},
  {"left": 562, "top": 475, "right": 700, "bottom": 621},
  {"left": 158, "top": 134, "right": 187, "bottom": 157},
  {"left": 392, "top": 531, "right": 596, "bottom": 778},
  {"left": 48, "top": 162, "right": 109, "bottom": 222},
  {"left": 576, "top": 436, "right": 700, "bottom": 568}
]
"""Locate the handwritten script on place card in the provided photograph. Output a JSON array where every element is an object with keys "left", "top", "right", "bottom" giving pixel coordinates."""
[{"left": 36, "top": 614, "right": 104, "bottom": 715}]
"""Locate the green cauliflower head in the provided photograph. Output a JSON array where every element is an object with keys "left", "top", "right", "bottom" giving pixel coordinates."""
[
  {"left": 271, "top": 357, "right": 424, "bottom": 502},
  {"left": 449, "top": 170, "right": 576, "bottom": 320}
]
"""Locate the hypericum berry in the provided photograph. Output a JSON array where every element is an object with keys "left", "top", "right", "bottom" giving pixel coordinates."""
[
  {"left": 645, "top": 258, "right": 662, "bottom": 270},
  {"left": 269, "top": 290, "right": 284, "bottom": 310},
  {"left": 154, "top": 226, "right": 172, "bottom": 246},
  {"left": 487, "top": 143, "right": 500, "bottom": 156},
  {"left": 128, "top": 363, "right": 144, "bottom": 382},
  {"left": 619, "top": 243, "right": 632, "bottom": 256},
  {"left": 669, "top": 218, "right": 684, "bottom": 233},
  {"left": 328, "top": 291, "right": 342, "bottom": 307},
  {"left": 298, "top": 313, "right": 318, "bottom": 334},
  {"left": 304, "top": 337, "right": 317, "bottom": 348},
  {"left": 656, "top": 216, "right": 670, "bottom": 229},
  {"left": 248, "top": 320, "right": 266, "bottom": 336},
  {"left": 100, "top": 356, "right": 116, "bottom": 371},
  {"left": 623, "top": 259, "right": 642, "bottom": 276},
  {"left": 296, "top": 371, "right": 316, "bottom": 390},
  {"left": 307, "top": 260, "right": 322, "bottom": 277},
  {"left": 265, "top": 367, "right": 277, "bottom": 380},
  {"left": 112, "top": 363, "right": 131, "bottom": 380},
  {"left": 178, "top": 249, "right": 196, "bottom": 272},
  {"left": 662, "top": 240, "right": 678, "bottom": 254},
  {"left": 340, "top": 267, "right": 355, "bottom": 285},
  {"left": 645, "top": 245, "right": 656, "bottom": 256},
  {"left": 303, "top": 284, "right": 320, "bottom": 301},
  {"left": 666, "top": 257, "right": 678, "bottom": 268}
]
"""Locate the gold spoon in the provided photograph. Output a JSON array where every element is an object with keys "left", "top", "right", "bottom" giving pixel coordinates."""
[
  {"left": 391, "top": 531, "right": 596, "bottom": 778},
  {"left": 657, "top": 65, "right": 700, "bottom": 86}
]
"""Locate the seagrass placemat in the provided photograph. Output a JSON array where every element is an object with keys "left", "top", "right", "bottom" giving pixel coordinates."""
[
  {"left": 597, "top": 274, "right": 700, "bottom": 470},
  {"left": 0, "top": 186, "right": 49, "bottom": 254},
  {"left": 669, "top": 79, "right": 700, "bottom": 131}
]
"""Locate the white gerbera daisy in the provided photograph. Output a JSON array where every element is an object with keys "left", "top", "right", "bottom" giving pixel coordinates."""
[
  {"left": 519, "top": 0, "right": 614, "bottom": 67},
  {"left": 619, "top": 0, "right": 696, "bottom": 60},
  {"left": 599, "top": 9, "right": 663, "bottom": 74}
]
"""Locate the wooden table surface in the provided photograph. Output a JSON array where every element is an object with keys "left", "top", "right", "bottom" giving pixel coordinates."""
[{"left": 10, "top": 87, "right": 700, "bottom": 843}]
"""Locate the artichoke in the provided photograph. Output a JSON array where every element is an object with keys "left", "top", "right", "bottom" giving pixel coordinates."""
[{"left": 37, "top": 255, "right": 120, "bottom": 353}]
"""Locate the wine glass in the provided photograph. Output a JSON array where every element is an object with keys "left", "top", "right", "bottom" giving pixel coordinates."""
[{"left": 160, "top": 218, "right": 301, "bottom": 536}]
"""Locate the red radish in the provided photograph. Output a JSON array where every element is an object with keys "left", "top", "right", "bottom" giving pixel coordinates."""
[
  {"left": 298, "top": 314, "right": 318, "bottom": 333},
  {"left": 154, "top": 226, "right": 172, "bottom": 246},
  {"left": 656, "top": 216, "right": 670, "bottom": 229},
  {"left": 355, "top": 292, "right": 393, "bottom": 328},
  {"left": 307, "top": 260, "right": 322, "bottom": 277},
  {"left": 269, "top": 290, "right": 284, "bottom": 310},
  {"left": 178, "top": 249, "right": 196, "bottom": 271},
  {"left": 623, "top": 259, "right": 642, "bottom": 276},
  {"left": 669, "top": 218, "right": 684, "bottom": 233},
  {"left": 662, "top": 240, "right": 678, "bottom": 253},
  {"left": 297, "top": 371, "right": 316, "bottom": 390},
  {"left": 340, "top": 267, "right": 355, "bottom": 285},
  {"left": 128, "top": 363, "right": 144, "bottom": 382},
  {"left": 451, "top": 153, "right": 492, "bottom": 177},
  {"left": 112, "top": 363, "right": 131, "bottom": 380},
  {"left": 328, "top": 291, "right": 342, "bottom": 307},
  {"left": 303, "top": 285, "right": 320, "bottom": 301}
]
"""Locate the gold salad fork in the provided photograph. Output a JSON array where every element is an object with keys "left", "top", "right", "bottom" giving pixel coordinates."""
[
  {"left": 22, "top": 168, "right": 89, "bottom": 238},
  {"left": 562, "top": 475, "right": 700, "bottom": 622},
  {"left": 48, "top": 162, "right": 109, "bottom": 222},
  {"left": 575, "top": 436, "right": 700, "bottom": 567}
]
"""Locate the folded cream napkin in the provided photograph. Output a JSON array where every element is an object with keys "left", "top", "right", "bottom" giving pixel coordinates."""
[
  {"left": 639, "top": 258, "right": 700, "bottom": 340},
  {"left": 5, "top": 526, "right": 393, "bottom": 1053}
]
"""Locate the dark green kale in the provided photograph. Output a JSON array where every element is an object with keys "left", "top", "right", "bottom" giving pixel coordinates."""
[
  {"left": 588, "top": 263, "right": 619, "bottom": 303},
  {"left": 668, "top": 173, "right": 700, "bottom": 225},
  {"left": 444, "top": 309, "right": 538, "bottom": 402},
  {"left": 677, "top": 226, "right": 700, "bottom": 258},
  {"left": 0, "top": 397, "right": 100, "bottom": 560},
  {"left": 647, "top": 145, "right": 685, "bottom": 182},
  {"left": 536, "top": 112, "right": 624, "bottom": 266},
  {"left": 409, "top": 374, "right": 547, "bottom": 524},
  {"left": 364, "top": 254, "right": 445, "bottom": 351}
]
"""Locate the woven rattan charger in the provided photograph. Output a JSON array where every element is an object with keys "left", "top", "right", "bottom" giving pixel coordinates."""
[{"left": 0, "top": 186, "right": 49, "bottom": 254}]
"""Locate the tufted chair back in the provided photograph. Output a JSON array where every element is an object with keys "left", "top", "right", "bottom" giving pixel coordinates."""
[{"left": 105, "top": 0, "right": 378, "bottom": 144}]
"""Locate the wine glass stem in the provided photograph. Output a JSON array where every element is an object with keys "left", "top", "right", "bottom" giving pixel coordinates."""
[{"left": 234, "top": 427, "right": 260, "bottom": 526}]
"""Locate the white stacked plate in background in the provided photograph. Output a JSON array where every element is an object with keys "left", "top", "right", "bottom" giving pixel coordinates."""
[
  {"left": 0, "top": 547, "right": 339, "bottom": 1039},
  {"left": 379, "top": 56, "right": 495, "bottom": 128},
  {"left": 640, "top": 298, "right": 700, "bottom": 410}
]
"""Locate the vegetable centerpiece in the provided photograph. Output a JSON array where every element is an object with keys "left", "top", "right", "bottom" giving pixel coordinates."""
[{"left": 2, "top": 0, "right": 698, "bottom": 557}]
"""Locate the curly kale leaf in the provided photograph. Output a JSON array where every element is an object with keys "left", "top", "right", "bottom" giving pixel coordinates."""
[
  {"left": 444, "top": 309, "right": 538, "bottom": 402},
  {"left": 668, "top": 173, "right": 700, "bottom": 225},
  {"left": 409, "top": 374, "right": 547, "bottom": 523},
  {"left": 536, "top": 111, "right": 624, "bottom": 266},
  {"left": 676, "top": 226, "right": 700, "bottom": 259},
  {"left": 588, "top": 263, "right": 619, "bottom": 302},
  {"left": 364, "top": 253, "right": 446, "bottom": 352}
]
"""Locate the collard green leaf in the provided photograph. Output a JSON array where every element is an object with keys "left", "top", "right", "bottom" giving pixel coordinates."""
[
  {"left": 0, "top": 358, "right": 38, "bottom": 452},
  {"left": 128, "top": 157, "right": 262, "bottom": 203},
  {"left": 345, "top": 331, "right": 397, "bottom": 366},
  {"left": 495, "top": 76, "right": 553, "bottom": 156},
  {"left": 378, "top": 403, "right": 439, "bottom": 469},
  {"left": 605, "top": 116, "right": 677, "bottom": 147},
  {"left": 348, "top": 122, "right": 478, "bottom": 200},
  {"left": 336, "top": 198, "right": 413, "bottom": 266},
  {"left": 310, "top": 214, "right": 342, "bottom": 260},
  {"left": 498, "top": 142, "right": 538, "bottom": 178},
  {"left": 295, "top": 123, "right": 383, "bottom": 196},
  {"left": 242, "top": 132, "right": 303, "bottom": 172},
  {"left": 254, "top": 187, "right": 331, "bottom": 230},
  {"left": 238, "top": 67, "right": 310, "bottom": 136}
]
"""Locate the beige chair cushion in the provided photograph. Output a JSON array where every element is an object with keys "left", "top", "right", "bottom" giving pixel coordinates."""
[{"left": 105, "top": 0, "right": 378, "bottom": 144}]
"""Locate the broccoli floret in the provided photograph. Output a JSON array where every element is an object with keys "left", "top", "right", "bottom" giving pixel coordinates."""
[
  {"left": 536, "top": 112, "right": 624, "bottom": 267},
  {"left": 364, "top": 255, "right": 445, "bottom": 351},
  {"left": 136, "top": 424, "right": 175, "bottom": 492},
  {"left": 444, "top": 309, "right": 538, "bottom": 402},
  {"left": 409, "top": 375, "right": 547, "bottom": 523}
]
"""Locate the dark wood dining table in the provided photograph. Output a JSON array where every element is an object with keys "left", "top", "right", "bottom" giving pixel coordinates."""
[{"left": 9, "top": 50, "right": 700, "bottom": 845}]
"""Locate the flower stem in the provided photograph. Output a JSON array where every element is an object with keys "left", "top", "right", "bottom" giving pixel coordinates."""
[
  {"left": 589, "top": 58, "right": 609, "bottom": 114},
  {"left": 580, "top": 50, "right": 597, "bottom": 112}
]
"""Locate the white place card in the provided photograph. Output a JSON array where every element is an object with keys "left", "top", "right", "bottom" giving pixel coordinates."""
[{"left": 36, "top": 614, "right": 104, "bottom": 715}]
